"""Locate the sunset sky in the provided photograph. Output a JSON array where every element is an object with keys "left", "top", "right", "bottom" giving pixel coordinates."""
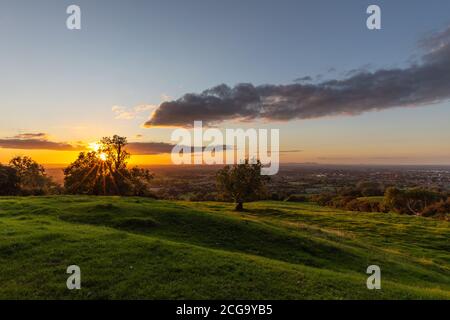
[{"left": 1, "top": 0, "right": 450, "bottom": 165}]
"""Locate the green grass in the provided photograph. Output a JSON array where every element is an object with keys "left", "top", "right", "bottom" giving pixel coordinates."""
[
  {"left": 0, "top": 196, "right": 449, "bottom": 299},
  {"left": 357, "top": 196, "right": 385, "bottom": 203}
]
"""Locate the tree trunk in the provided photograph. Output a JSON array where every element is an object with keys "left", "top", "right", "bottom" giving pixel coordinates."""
[
  {"left": 235, "top": 202, "right": 244, "bottom": 211},
  {"left": 406, "top": 200, "right": 419, "bottom": 215}
]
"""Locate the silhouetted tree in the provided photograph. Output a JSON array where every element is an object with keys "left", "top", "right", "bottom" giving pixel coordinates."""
[
  {"left": 64, "top": 135, "right": 153, "bottom": 196},
  {"left": 216, "top": 160, "right": 268, "bottom": 211},
  {"left": 9, "top": 156, "right": 56, "bottom": 195},
  {"left": 0, "top": 164, "right": 20, "bottom": 195},
  {"left": 127, "top": 166, "right": 155, "bottom": 196},
  {"left": 101, "top": 135, "right": 130, "bottom": 172},
  {"left": 64, "top": 151, "right": 107, "bottom": 194}
]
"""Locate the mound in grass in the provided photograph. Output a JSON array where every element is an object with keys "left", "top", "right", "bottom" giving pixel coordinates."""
[{"left": 0, "top": 196, "right": 449, "bottom": 299}]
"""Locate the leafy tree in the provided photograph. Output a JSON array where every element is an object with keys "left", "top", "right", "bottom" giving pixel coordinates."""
[
  {"left": 216, "top": 160, "right": 268, "bottom": 211},
  {"left": 64, "top": 151, "right": 108, "bottom": 195},
  {"left": 64, "top": 135, "right": 153, "bottom": 196},
  {"left": 384, "top": 187, "right": 404, "bottom": 213},
  {"left": 101, "top": 135, "right": 130, "bottom": 171},
  {"left": 127, "top": 167, "right": 155, "bottom": 197},
  {"left": 0, "top": 164, "right": 20, "bottom": 195},
  {"left": 9, "top": 156, "right": 56, "bottom": 195}
]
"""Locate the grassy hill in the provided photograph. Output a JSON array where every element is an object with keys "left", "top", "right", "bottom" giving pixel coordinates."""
[{"left": 0, "top": 196, "right": 449, "bottom": 299}]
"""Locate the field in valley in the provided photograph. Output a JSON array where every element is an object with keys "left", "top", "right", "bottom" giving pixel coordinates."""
[{"left": 0, "top": 196, "right": 449, "bottom": 299}]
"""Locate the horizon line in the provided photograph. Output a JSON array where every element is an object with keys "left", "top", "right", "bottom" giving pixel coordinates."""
[{"left": 40, "top": 162, "right": 450, "bottom": 167}]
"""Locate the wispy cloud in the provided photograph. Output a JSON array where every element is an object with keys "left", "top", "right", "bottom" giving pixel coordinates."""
[
  {"left": 145, "top": 25, "right": 450, "bottom": 127},
  {"left": 10, "top": 132, "right": 49, "bottom": 140},
  {"left": 112, "top": 104, "right": 156, "bottom": 120},
  {"left": 0, "top": 139, "right": 84, "bottom": 151},
  {"left": 0, "top": 132, "right": 84, "bottom": 151}
]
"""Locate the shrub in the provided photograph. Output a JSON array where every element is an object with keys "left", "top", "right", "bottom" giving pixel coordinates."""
[
  {"left": 421, "top": 198, "right": 450, "bottom": 220},
  {"left": 310, "top": 193, "right": 334, "bottom": 206},
  {"left": 384, "top": 187, "right": 442, "bottom": 215}
]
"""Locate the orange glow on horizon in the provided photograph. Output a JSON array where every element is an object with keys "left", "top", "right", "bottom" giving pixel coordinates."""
[
  {"left": 1, "top": 147, "right": 450, "bottom": 167},
  {"left": 0, "top": 148, "right": 174, "bottom": 166}
]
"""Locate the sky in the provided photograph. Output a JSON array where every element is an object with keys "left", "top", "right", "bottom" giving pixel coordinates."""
[{"left": 1, "top": 0, "right": 450, "bottom": 165}]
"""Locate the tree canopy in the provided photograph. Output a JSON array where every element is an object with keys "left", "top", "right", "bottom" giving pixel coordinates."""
[
  {"left": 216, "top": 160, "right": 268, "bottom": 211},
  {"left": 64, "top": 135, "right": 153, "bottom": 196},
  {"left": 0, "top": 164, "right": 20, "bottom": 196},
  {"left": 9, "top": 156, "right": 57, "bottom": 195}
]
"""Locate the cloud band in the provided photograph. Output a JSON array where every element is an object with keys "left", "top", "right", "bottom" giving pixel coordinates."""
[{"left": 145, "top": 26, "right": 450, "bottom": 127}]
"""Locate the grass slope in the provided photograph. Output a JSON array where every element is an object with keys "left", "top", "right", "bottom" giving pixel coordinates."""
[{"left": 0, "top": 196, "right": 449, "bottom": 299}]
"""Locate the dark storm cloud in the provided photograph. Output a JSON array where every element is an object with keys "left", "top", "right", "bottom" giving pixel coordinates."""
[
  {"left": 145, "top": 26, "right": 450, "bottom": 127},
  {"left": 0, "top": 139, "right": 84, "bottom": 151}
]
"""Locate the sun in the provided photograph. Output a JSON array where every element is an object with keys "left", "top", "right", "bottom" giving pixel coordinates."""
[
  {"left": 98, "top": 152, "right": 108, "bottom": 161},
  {"left": 88, "top": 142, "right": 108, "bottom": 161},
  {"left": 88, "top": 142, "right": 102, "bottom": 152}
]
